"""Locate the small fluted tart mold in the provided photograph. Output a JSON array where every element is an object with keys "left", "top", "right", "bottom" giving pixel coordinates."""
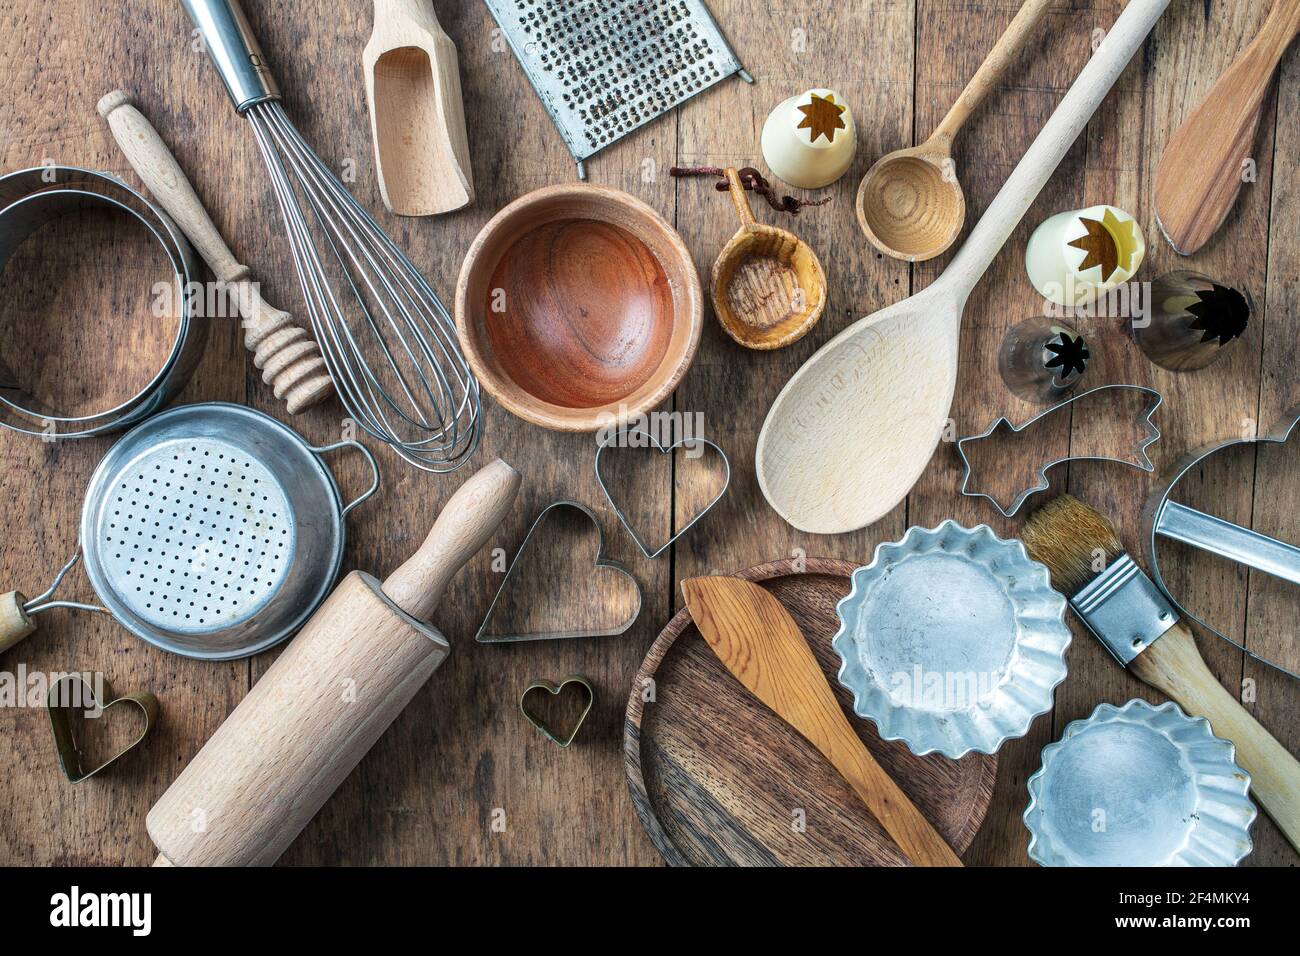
[
  {"left": 832, "top": 521, "right": 1070, "bottom": 758},
  {"left": 1024, "top": 699, "right": 1255, "bottom": 866}
]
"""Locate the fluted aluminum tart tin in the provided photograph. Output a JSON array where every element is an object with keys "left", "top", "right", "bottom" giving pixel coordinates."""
[
  {"left": 1024, "top": 699, "right": 1255, "bottom": 867},
  {"left": 832, "top": 521, "right": 1071, "bottom": 758}
]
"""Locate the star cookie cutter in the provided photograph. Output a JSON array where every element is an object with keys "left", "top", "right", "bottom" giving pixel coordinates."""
[{"left": 957, "top": 384, "right": 1164, "bottom": 517}]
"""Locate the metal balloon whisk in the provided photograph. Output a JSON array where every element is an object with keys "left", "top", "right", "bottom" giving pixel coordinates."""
[{"left": 182, "top": 0, "right": 480, "bottom": 472}]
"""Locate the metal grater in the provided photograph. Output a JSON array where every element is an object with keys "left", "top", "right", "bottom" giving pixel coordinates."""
[{"left": 486, "top": 0, "right": 752, "bottom": 177}]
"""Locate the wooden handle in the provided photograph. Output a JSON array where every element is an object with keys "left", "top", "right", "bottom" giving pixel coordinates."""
[
  {"left": 944, "top": 0, "right": 1170, "bottom": 296},
  {"left": 931, "top": 0, "right": 1054, "bottom": 145},
  {"left": 827, "top": 723, "right": 963, "bottom": 866},
  {"left": 383, "top": 458, "right": 521, "bottom": 620},
  {"left": 147, "top": 459, "right": 520, "bottom": 866},
  {"left": 374, "top": 0, "right": 447, "bottom": 33},
  {"left": 0, "top": 591, "right": 36, "bottom": 653},
  {"left": 1130, "top": 620, "right": 1300, "bottom": 853},
  {"left": 724, "top": 168, "right": 758, "bottom": 229},
  {"left": 98, "top": 90, "right": 245, "bottom": 282},
  {"left": 1258, "top": 0, "right": 1300, "bottom": 64},
  {"left": 97, "top": 90, "right": 333, "bottom": 414}
]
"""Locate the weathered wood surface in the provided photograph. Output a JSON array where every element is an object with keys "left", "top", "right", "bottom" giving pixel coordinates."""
[
  {"left": 627, "top": 559, "right": 995, "bottom": 866},
  {"left": 0, "top": 0, "right": 1295, "bottom": 866}
]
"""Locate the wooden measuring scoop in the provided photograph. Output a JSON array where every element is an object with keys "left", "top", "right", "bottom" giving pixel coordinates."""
[
  {"left": 855, "top": 0, "right": 1053, "bottom": 261},
  {"left": 710, "top": 168, "right": 826, "bottom": 350},
  {"left": 364, "top": 0, "right": 474, "bottom": 216}
]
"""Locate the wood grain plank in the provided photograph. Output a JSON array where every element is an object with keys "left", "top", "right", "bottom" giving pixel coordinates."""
[{"left": 0, "top": 0, "right": 1293, "bottom": 867}]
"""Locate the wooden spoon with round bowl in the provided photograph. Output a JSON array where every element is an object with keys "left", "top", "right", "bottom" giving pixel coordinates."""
[
  {"left": 855, "top": 0, "right": 1054, "bottom": 262},
  {"left": 711, "top": 168, "right": 827, "bottom": 350}
]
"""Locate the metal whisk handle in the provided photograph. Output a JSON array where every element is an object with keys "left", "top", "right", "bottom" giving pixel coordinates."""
[{"left": 183, "top": 0, "right": 281, "bottom": 111}]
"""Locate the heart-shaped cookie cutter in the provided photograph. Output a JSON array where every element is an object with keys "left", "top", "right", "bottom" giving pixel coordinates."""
[
  {"left": 595, "top": 427, "right": 731, "bottom": 559},
  {"left": 1142, "top": 404, "right": 1300, "bottom": 679},
  {"left": 475, "top": 500, "right": 642, "bottom": 643},
  {"left": 519, "top": 675, "right": 594, "bottom": 748},
  {"left": 46, "top": 673, "right": 159, "bottom": 783},
  {"left": 956, "top": 384, "right": 1164, "bottom": 517}
]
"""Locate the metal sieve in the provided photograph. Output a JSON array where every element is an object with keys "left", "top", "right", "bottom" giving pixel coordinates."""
[{"left": 9, "top": 403, "right": 378, "bottom": 660}]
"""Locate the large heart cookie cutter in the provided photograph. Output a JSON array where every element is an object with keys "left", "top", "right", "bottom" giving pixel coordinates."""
[
  {"left": 475, "top": 501, "right": 642, "bottom": 643},
  {"left": 1142, "top": 404, "right": 1300, "bottom": 678},
  {"left": 46, "top": 673, "right": 159, "bottom": 783},
  {"left": 595, "top": 427, "right": 731, "bottom": 559}
]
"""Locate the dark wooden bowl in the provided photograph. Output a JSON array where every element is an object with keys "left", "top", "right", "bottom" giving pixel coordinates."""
[{"left": 455, "top": 184, "right": 703, "bottom": 432}]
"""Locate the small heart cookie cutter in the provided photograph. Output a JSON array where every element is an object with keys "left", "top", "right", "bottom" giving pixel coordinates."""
[
  {"left": 595, "top": 426, "right": 731, "bottom": 559},
  {"left": 956, "top": 384, "right": 1164, "bottom": 517},
  {"left": 46, "top": 673, "right": 159, "bottom": 783},
  {"left": 519, "top": 675, "right": 594, "bottom": 748},
  {"left": 475, "top": 500, "right": 642, "bottom": 643}
]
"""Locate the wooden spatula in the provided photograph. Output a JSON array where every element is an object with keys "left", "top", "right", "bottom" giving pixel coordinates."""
[
  {"left": 364, "top": 0, "right": 474, "bottom": 216},
  {"left": 681, "top": 576, "right": 962, "bottom": 867},
  {"left": 1155, "top": 0, "right": 1300, "bottom": 254}
]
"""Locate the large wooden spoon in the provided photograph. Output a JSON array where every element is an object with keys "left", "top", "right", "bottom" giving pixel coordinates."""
[
  {"left": 364, "top": 0, "right": 473, "bottom": 216},
  {"left": 856, "top": 0, "right": 1054, "bottom": 262},
  {"left": 756, "top": 0, "right": 1171, "bottom": 535},
  {"left": 682, "top": 576, "right": 962, "bottom": 867},
  {"left": 1154, "top": 0, "right": 1300, "bottom": 255}
]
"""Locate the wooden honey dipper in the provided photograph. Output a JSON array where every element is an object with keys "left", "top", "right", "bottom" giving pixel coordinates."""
[{"left": 98, "top": 90, "right": 333, "bottom": 414}]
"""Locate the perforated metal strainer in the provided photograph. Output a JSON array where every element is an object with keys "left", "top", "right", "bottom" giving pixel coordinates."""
[{"left": 15, "top": 403, "right": 378, "bottom": 660}]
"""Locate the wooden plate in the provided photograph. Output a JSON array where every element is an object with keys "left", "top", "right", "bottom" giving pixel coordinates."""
[{"left": 624, "top": 557, "right": 997, "bottom": 866}]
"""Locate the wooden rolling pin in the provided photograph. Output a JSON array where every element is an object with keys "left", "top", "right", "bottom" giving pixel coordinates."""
[
  {"left": 148, "top": 459, "right": 520, "bottom": 866},
  {"left": 98, "top": 90, "right": 334, "bottom": 415}
]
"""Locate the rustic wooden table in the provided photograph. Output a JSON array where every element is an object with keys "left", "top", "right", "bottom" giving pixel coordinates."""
[{"left": 1, "top": 0, "right": 1296, "bottom": 866}]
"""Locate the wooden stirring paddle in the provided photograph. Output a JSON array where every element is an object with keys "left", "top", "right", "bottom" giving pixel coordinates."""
[
  {"left": 1155, "top": 0, "right": 1300, "bottom": 254},
  {"left": 364, "top": 0, "right": 474, "bottom": 216},
  {"left": 682, "top": 576, "right": 962, "bottom": 867}
]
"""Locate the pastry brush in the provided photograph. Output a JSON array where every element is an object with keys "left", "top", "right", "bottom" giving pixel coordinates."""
[{"left": 1023, "top": 494, "right": 1300, "bottom": 852}]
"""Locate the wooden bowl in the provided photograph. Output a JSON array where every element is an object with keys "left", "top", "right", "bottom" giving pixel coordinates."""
[
  {"left": 455, "top": 184, "right": 702, "bottom": 432},
  {"left": 710, "top": 169, "right": 826, "bottom": 350}
]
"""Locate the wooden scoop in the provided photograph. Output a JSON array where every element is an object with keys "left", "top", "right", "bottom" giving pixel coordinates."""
[
  {"left": 757, "top": 0, "right": 1171, "bottom": 535},
  {"left": 856, "top": 0, "right": 1054, "bottom": 262},
  {"left": 711, "top": 169, "right": 826, "bottom": 350},
  {"left": 682, "top": 576, "right": 961, "bottom": 867},
  {"left": 1155, "top": 0, "right": 1300, "bottom": 255},
  {"left": 364, "top": 0, "right": 473, "bottom": 216}
]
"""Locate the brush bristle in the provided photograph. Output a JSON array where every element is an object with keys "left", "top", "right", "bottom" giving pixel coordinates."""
[{"left": 1022, "top": 495, "right": 1126, "bottom": 596}]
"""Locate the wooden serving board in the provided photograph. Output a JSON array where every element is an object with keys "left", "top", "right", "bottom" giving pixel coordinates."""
[{"left": 624, "top": 557, "right": 996, "bottom": 866}]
